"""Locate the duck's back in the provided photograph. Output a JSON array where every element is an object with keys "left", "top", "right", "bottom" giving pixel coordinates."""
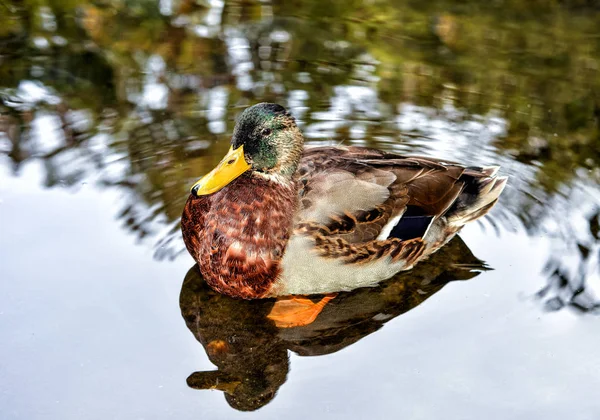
[{"left": 272, "top": 146, "right": 506, "bottom": 296}]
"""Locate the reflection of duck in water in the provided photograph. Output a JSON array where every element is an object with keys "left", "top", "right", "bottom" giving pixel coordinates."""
[
  {"left": 179, "top": 236, "right": 487, "bottom": 411},
  {"left": 181, "top": 103, "right": 505, "bottom": 313}
]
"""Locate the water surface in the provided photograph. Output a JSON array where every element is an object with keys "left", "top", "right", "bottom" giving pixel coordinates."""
[{"left": 1, "top": 1, "right": 600, "bottom": 419}]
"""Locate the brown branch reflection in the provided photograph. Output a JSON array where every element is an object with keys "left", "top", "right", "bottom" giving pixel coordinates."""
[{"left": 179, "top": 236, "right": 487, "bottom": 411}]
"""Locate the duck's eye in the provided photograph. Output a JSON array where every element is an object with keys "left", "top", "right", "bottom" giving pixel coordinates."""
[{"left": 261, "top": 128, "right": 272, "bottom": 137}]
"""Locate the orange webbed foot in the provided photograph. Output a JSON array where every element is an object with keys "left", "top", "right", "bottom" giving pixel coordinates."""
[{"left": 267, "top": 294, "right": 337, "bottom": 328}]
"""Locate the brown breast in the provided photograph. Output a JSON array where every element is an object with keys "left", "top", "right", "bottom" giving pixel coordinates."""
[{"left": 181, "top": 173, "right": 297, "bottom": 299}]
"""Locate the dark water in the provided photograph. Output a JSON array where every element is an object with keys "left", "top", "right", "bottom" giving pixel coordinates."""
[{"left": 1, "top": 1, "right": 600, "bottom": 418}]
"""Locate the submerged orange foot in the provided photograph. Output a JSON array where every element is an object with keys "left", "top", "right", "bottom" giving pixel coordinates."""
[{"left": 267, "top": 294, "right": 337, "bottom": 328}]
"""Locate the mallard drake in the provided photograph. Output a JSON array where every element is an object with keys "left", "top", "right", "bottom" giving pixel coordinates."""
[{"left": 181, "top": 103, "right": 506, "bottom": 300}]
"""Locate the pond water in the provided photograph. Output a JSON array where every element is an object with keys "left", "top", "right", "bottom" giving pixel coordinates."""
[{"left": 1, "top": 1, "right": 600, "bottom": 419}]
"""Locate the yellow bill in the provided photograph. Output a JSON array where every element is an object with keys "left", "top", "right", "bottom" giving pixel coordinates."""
[
  {"left": 186, "top": 371, "right": 241, "bottom": 393},
  {"left": 191, "top": 145, "right": 251, "bottom": 196}
]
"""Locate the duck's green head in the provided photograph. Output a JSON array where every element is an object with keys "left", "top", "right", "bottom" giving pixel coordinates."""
[
  {"left": 191, "top": 103, "right": 303, "bottom": 196},
  {"left": 232, "top": 103, "right": 303, "bottom": 176}
]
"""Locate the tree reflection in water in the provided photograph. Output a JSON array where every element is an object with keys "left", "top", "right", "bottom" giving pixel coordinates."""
[{"left": 1, "top": 0, "right": 599, "bottom": 312}]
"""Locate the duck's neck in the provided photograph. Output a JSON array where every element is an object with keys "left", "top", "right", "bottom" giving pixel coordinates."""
[{"left": 184, "top": 172, "right": 298, "bottom": 298}]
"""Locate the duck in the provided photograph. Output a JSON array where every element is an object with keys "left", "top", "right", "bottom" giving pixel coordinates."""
[{"left": 181, "top": 102, "right": 506, "bottom": 301}]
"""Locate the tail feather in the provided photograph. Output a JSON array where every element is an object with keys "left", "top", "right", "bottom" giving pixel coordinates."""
[
  {"left": 446, "top": 175, "right": 507, "bottom": 227},
  {"left": 481, "top": 165, "right": 500, "bottom": 177}
]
